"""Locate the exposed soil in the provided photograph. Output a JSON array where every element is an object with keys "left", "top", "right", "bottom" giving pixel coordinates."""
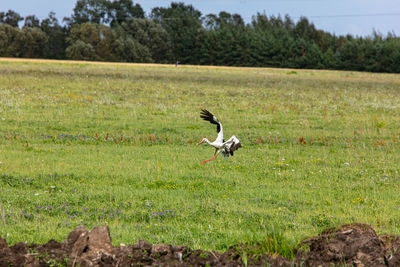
[{"left": 1, "top": 223, "right": 400, "bottom": 266}]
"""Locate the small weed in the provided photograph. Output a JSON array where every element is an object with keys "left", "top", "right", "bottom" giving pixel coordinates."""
[
  {"left": 46, "top": 257, "right": 65, "bottom": 267},
  {"left": 375, "top": 119, "right": 386, "bottom": 133},
  {"left": 199, "top": 253, "right": 209, "bottom": 258},
  {"left": 311, "top": 214, "right": 334, "bottom": 228},
  {"left": 241, "top": 251, "right": 248, "bottom": 267}
]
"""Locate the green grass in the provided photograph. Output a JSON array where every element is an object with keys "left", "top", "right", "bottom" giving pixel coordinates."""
[{"left": 0, "top": 59, "right": 400, "bottom": 256}]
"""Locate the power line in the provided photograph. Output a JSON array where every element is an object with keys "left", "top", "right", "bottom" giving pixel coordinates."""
[
  {"left": 301, "top": 12, "right": 400, "bottom": 19},
  {"left": 240, "top": 12, "right": 400, "bottom": 20},
  {"left": 156, "top": 12, "right": 400, "bottom": 20},
  {"left": 11, "top": 11, "right": 400, "bottom": 25}
]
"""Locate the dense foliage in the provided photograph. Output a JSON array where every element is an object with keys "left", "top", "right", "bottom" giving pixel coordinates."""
[{"left": 1, "top": 0, "right": 399, "bottom": 72}]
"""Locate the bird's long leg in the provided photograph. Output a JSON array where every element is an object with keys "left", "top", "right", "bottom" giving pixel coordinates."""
[
  {"left": 197, "top": 138, "right": 204, "bottom": 146},
  {"left": 201, "top": 149, "right": 218, "bottom": 164},
  {"left": 201, "top": 155, "right": 217, "bottom": 164}
]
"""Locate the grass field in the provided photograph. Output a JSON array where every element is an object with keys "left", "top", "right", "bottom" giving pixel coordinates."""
[{"left": 0, "top": 58, "right": 400, "bottom": 257}]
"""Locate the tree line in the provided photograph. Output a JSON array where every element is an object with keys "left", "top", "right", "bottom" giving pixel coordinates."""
[{"left": 1, "top": 0, "right": 399, "bottom": 73}]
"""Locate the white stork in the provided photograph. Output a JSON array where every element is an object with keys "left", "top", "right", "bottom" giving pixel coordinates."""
[{"left": 197, "top": 109, "right": 242, "bottom": 164}]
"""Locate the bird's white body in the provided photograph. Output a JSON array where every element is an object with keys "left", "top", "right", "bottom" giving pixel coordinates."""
[
  {"left": 200, "top": 135, "right": 239, "bottom": 154},
  {"left": 197, "top": 109, "right": 241, "bottom": 163}
]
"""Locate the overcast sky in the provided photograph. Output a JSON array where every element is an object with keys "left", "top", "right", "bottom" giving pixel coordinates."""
[{"left": 1, "top": 0, "right": 399, "bottom": 37}]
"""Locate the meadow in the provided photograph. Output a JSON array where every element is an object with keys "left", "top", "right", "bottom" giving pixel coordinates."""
[{"left": 0, "top": 58, "right": 399, "bottom": 257}]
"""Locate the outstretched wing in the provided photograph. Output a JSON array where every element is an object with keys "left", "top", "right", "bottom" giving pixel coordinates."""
[
  {"left": 200, "top": 109, "right": 224, "bottom": 143},
  {"left": 231, "top": 141, "right": 242, "bottom": 152},
  {"left": 200, "top": 109, "right": 220, "bottom": 133},
  {"left": 223, "top": 135, "right": 242, "bottom": 156}
]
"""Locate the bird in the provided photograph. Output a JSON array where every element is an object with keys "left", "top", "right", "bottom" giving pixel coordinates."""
[{"left": 197, "top": 109, "right": 242, "bottom": 164}]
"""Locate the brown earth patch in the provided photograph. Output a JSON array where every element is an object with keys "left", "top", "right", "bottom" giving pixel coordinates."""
[{"left": 1, "top": 223, "right": 400, "bottom": 266}]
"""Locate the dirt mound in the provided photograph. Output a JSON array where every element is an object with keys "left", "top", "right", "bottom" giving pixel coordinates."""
[
  {"left": 1, "top": 223, "right": 400, "bottom": 266},
  {"left": 0, "top": 225, "right": 290, "bottom": 266},
  {"left": 295, "top": 223, "right": 400, "bottom": 266}
]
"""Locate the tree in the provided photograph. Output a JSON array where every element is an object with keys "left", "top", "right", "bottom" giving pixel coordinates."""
[
  {"left": 0, "top": 24, "right": 21, "bottom": 56},
  {"left": 295, "top": 42, "right": 324, "bottom": 69},
  {"left": 191, "top": 27, "right": 210, "bottom": 65},
  {"left": 66, "top": 40, "right": 96, "bottom": 60},
  {"left": 0, "top": 24, "right": 47, "bottom": 58},
  {"left": 294, "top": 17, "right": 315, "bottom": 40},
  {"left": 0, "top": 10, "right": 23, "bottom": 27},
  {"left": 321, "top": 48, "right": 338, "bottom": 69},
  {"left": 66, "top": 22, "right": 115, "bottom": 61},
  {"left": 41, "top": 12, "right": 68, "bottom": 59},
  {"left": 251, "top": 12, "right": 271, "bottom": 31},
  {"left": 378, "top": 36, "right": 400, "bottom": 73},
  {"left": 0, "top": 4, "right": 399, "bottom": 73},
  {"left": 151, "top": 2, "right": 203, "bottom": 63},
  {"left": 17, "top": 27, "right": 48, "bottom": 57},
  {"left": 202, "top": 12, "right": 249, "bottom": 66},
  {"left": 24, "top": 15, "right": 40, "bottom": 28},
  {"left": 250, "top": 14, "right": 297, "bottom": 68},
  {"left": 109, "top": 0, "right": 144, "bottom": 26},
  {"left": 112, "top": 33, "right": 152, "bottom": 62},
  {"left": 118, "top": 18, "right": 172, "bottom": 62},
  {"left": 70, "top": 0, "right": 110, "bottom": 25},
  {"left": 218, "top": 12, "right": 249, "bottom": 66},
  {"left": 336, "top": 38, "right": 378, "bottom": 71}
]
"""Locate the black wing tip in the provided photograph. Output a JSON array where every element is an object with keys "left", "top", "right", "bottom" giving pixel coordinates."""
[
  {"left": 200, "top": 109, "right": 218, "bottom": 125},
  {"left": 200, "top": 109, "right": 213, "bottom": 117}
]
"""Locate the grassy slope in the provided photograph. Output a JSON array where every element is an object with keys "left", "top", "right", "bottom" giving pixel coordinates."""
[{"left": 0, "top": 59, "right": 400, "bottom": 256}]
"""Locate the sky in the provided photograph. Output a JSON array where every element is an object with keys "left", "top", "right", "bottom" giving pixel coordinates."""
[{"left": 1, "top": 0, "right": 399, "bottom": 37}]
